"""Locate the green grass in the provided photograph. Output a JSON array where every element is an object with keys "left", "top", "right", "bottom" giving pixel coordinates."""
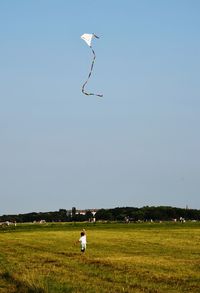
[{"left": 0, "top": 222, "right": 200, "bottom": 292}]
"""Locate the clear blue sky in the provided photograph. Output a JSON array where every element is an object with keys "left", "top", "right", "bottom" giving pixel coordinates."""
[{"left": 0, "top": 0, "right": 200, "bottom": 214}]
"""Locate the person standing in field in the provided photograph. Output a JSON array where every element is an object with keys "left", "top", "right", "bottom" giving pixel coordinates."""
[{"left": 79, "top": 230, "right": 87, "bottom": 253}]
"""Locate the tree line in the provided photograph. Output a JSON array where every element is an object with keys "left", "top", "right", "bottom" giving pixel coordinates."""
[{"left": 0, "top": 206, "right": 200, "bottom": 223}]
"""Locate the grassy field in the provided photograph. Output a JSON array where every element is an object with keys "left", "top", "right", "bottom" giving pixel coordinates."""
[{"left": 0, "top": 222, "right": 200, "bottom": 293}]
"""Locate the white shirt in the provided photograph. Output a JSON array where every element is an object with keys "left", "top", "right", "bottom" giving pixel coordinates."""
[{"left": 79, "top": 235, "right": 87, "bottom": 245}]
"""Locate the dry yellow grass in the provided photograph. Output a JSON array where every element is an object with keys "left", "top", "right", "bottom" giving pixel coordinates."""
[{"left": 0, "top": 222, "right": 200, "bottom": 292}]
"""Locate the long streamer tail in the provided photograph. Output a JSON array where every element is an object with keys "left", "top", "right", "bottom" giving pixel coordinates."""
[{"left": 82, "top": 46, "right": 103, "bottom": 98}]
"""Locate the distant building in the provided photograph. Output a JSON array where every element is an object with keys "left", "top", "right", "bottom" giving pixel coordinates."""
[
  {"left": 76, "top": 210, "right": 86, "bottom": 216},
  {"left": 72, "top": 208, "right": 99, "bottom": 218}
]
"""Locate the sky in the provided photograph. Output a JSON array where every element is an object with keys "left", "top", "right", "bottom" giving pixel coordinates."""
[{"left": 0, "top": 0, "right": 200, "bottom": 215}]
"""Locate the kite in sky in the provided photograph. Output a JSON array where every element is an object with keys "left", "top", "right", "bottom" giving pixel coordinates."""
[{"left": 81, "top": 33, "right": 103, "bottom": 98}]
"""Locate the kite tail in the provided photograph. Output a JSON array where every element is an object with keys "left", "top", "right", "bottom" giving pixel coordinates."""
[{"left": 81, "top": 46, "right": 103, "bottom": 98}]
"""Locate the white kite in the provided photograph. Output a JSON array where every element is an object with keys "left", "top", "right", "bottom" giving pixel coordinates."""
[{"left": 81, "top": 33, "right": 103, "bottom": 98}]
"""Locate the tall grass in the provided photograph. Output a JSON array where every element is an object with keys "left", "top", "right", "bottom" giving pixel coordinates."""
[{"left": 0, "top": 222, "right": 200, "bottom": 292}]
